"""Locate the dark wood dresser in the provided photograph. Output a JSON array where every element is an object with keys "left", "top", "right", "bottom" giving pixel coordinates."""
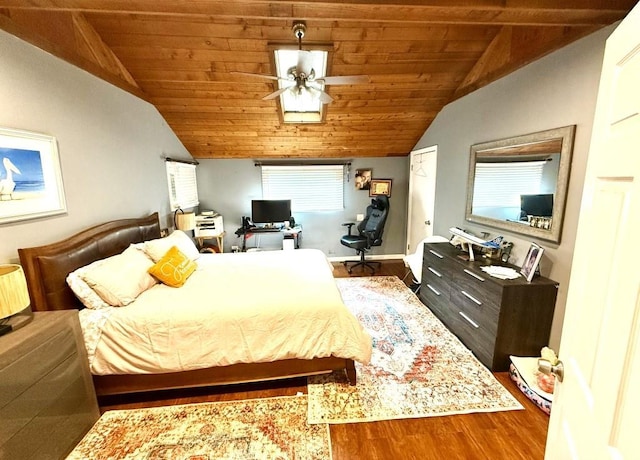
[
  {"left": 0, "top": 310, "right": 99, "bottom": 459},
  {"left": 419, "top": 242, "right": 558, "bottom": 371}
]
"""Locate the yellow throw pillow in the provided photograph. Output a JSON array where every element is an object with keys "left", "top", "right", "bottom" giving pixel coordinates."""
[{"left": 148, "top": 246, "right": 197, "bottom": 288}]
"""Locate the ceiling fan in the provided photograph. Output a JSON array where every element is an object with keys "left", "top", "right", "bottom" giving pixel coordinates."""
[{"left": 232, "top": 22, "right": 369, "bottom": 104}]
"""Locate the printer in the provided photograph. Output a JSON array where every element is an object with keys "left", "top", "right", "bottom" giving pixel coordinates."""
[{"left": 194, "top": 213, "right": 224, "bottom": 238}]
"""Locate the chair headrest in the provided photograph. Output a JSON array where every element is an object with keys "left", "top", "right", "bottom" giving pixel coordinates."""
[{"left": 371, "top": 195, "right": 389, "bottom": 210}]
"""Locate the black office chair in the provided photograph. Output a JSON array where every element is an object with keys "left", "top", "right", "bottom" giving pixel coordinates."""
[{"left": 340, "top": 195, "right": 389, "bottom": 274}]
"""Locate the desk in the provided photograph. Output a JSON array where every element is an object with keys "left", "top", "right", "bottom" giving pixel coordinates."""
[
  {"left": 196, "top": 231, "right": 225, "bottom": 253},
  {"left": 236, "top": 226, "right": 302, "bottom": 251}
]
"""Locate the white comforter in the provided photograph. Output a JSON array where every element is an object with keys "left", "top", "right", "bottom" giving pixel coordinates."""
[{"left": 79, "top": 249, "right": 372, "bottom": 375}]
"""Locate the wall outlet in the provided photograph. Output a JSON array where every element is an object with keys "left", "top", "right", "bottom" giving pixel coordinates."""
[
  {"left": 231, "top": 245, "right": 239, "bottom": 253},
  {"left": 356, "top": 213, "right": 365, "bottom": 221}
]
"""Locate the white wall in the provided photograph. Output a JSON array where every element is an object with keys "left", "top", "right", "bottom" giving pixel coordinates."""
[
  {"left": 0, "top": 30, "right": 192, "bottom": 264},
  {"left": 413, "top": 25, "right": 615, "bottom": 349}
]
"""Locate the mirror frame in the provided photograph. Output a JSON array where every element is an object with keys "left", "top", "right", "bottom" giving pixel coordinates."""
[{"left": 465, "top": 125, "right": 576, "bottom": 243}]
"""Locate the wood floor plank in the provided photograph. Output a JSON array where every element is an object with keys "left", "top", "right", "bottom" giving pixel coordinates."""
[{"left": 98, "top": 260, "right": 549, "bottom": 459}]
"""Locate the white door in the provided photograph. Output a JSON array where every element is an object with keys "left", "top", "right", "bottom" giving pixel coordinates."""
[
  {"left": 406, "top": 146, "right": 437, "bottom": 254},
  {"left": 545, "top": 5, "right": 640, "bottom": 459}
]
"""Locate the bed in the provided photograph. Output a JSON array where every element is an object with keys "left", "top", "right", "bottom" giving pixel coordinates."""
[{"left": 18, "top": 213, "right": 371, "bottom": 397}]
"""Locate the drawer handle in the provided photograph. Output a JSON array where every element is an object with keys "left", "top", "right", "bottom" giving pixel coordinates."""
[
  {"left": 463, "top": 269, "right": 485, "bottom": 282},
  {"left": 461, "top": 290, "right": 482, "bottom": 306},
  {"left": 427, "top": 266, "right": 442, "bottom": 277},
  {"left": 459, "top": 311, "right": 480, "bottom": 328},
  {"left": 426, "top": 284, "right": 441, "bottom": 296},
  {"left": 428, "top": 249, "right": 444, "bottom": 259}
]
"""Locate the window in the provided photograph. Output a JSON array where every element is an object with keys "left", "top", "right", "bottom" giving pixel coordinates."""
[
  {"left": 166, "top": 161, "right": 199, "bottom": 210},
  {"left": 261, "top": 164, "right": 344, "bottom": 212},
  {"left": 273, "top": 49, "right": 328, "bottom": 123},
  {"left": 472, "top": 161, "right": 545, "bottom": 208}
]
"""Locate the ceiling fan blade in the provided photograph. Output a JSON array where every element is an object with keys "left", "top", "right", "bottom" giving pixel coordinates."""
[
  {"left": 296, "top": 50, "right": 314, "bottom": 76},
  {"left": 262, "top": 86, "right": 291, "bottom": 100},
  {"left": 317, "top": 90, "right": 334, "bottom": 104},
  {"left": 318, "top": 75, "right": 370, "bottom": 85},
  {"left": 307, "top": 86, "right": 334, "bottom": 104}
]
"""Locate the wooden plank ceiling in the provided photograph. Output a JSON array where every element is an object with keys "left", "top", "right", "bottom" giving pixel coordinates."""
[{"left": 0, "top": 1, "right": 635, "bottom": 159}]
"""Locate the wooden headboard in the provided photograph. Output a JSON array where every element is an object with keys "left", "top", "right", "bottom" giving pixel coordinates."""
[{"left": 18, "top": 213, "right": 161, "bottom": 312}]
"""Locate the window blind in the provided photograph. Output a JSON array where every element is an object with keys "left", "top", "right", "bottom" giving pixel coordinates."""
[
  {"left": 473, "top": 161, "right": 545, "bottom": 208},
  {"left": 166, "top": 161, "right": 199, "bottom": 210},
  {"left": 261, "top": 165, "right": 344, "bottom": 212}
]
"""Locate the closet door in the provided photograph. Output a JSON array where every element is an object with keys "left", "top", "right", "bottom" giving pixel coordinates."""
[{"left": 406, "top": 145, "right": 437, "bottom": 254}]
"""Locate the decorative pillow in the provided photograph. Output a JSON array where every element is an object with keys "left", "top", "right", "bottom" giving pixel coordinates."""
[
  {"left": 148, "top": 246, "right": 197, "bottom": 288},
  {"left": 143, "top": 230, "right": 200, "bottom": 263},
  {"left": 80, "top": 245, "right": 157, "bottom": 307},
  {"left": 66, "top": 261, "right": 112, "bottom": 310}
]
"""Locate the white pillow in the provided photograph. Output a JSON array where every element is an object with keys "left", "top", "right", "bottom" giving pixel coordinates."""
[
  {"left": 80, "top": 245, "right": 157, "bottom": 307},
  {"left": 143, "top": 230, "right": 200, "bottom": 262},
  {"left": 67, "top": 260, "right": 112, "bottom": 310}
]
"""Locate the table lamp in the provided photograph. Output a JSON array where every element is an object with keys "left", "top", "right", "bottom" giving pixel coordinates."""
[
  {"left": 174, "top": 209, "right": 196, "bottom": 232},
  {"left": 0, "top": 264, "right": 33, "bottom": 337}
]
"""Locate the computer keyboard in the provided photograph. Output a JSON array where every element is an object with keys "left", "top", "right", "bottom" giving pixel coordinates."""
[{"left": 249, "top": 227, "right": 281, "bottom": 233}]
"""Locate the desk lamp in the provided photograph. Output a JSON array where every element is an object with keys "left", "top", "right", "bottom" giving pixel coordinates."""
[{"left": 0, "top": 264, "right": 33, "bottom": 336}]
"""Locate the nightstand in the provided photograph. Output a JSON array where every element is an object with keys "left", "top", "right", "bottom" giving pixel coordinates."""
[
  {"left": 0, "top": 310, "right": 99, "bottom": 458},
  {"left": 196, "top": 230, "right": 226, "bottom": 253}
]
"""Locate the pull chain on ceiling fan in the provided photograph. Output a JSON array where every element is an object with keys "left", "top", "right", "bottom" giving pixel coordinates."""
[{"left": 231, "top": 21, "right": 369, "bottom": 104}]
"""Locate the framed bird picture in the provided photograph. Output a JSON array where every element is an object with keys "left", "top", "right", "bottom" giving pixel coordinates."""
[{"left": 0, "top": 127, "right": 66, "bottom": 224}]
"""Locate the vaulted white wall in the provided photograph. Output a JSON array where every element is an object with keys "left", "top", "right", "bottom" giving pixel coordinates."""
[
  {"left": 0, "top": 30, "right": 192, "bottom": 264},
  {"left": 413, "top": 25, "right": 615, "bottom": 349}
]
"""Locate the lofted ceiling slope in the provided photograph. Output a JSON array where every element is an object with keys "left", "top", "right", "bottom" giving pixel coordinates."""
[{"left": 0, "top": 1, "right": 635, "bottom": 159}]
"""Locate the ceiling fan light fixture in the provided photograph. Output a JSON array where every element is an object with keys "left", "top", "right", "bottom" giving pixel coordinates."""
[
  {"left": 274, "top": 48, "right": 327, "bottom": 118},
  {"left": 228, "top": 19, "right": 365, "bottom": 123}
]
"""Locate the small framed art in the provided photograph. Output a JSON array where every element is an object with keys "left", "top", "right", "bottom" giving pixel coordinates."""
[
  {"left": 521, "top": 243, "right": 544, "bottom": 282},
  {"left": 369, "top": 179, "right": 392, "bottom": 197},
  {"left": 355, "top": 169, "right": 372, "bottom": 190}
]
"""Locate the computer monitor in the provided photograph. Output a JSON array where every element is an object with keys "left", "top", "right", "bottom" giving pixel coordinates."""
[
  {"left": 251, "top": 199, "right": 291, "bottom": 224},
  {"left": 520, "top": 193, "right": 554, "bottom": 218}
]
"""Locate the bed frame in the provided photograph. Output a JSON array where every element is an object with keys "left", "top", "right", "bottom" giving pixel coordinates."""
[{"left": 18, "top": 213, "right": 356, "bottom": 396}]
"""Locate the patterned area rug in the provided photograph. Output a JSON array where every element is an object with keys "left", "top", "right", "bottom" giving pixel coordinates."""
[
  {"left": 68, "top": 395, "right": 331, "bottom": 460},
  {"left": 308, "top": 276, "right": 523, "bottom": 424}
]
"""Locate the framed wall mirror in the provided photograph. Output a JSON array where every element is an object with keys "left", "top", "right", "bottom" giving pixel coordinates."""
[{"left": 465, "top": 125, "right": 575, "bottom": 243}]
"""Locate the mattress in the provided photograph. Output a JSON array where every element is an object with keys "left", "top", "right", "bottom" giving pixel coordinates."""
[{"left": 79, "top": 249, "right": 372, "bottom": 375}]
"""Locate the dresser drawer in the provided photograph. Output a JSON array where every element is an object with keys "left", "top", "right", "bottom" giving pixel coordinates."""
[
  {"left": 422, "top": 260, "right": 450, "bottom": 293},
  {"left": 1, "top": 354, "right": 98, "bottom": 459},
  {"left": 423, "top": 246, "right": 452, "bottom": 273},
  {"left": 453, "top": 266, "right": 502, "bottom": 299},
  {"left": 419, "top": 281, "right": 453, "bottom": 326},
  {"left": 450, "top": 282, "right": 499, "bottom": 326},
  {"left": 0, "top": 328, "right": 75, "bottom": 409},
  {"left": 446, "top": 307, "right": 497, "bottom": 368}
]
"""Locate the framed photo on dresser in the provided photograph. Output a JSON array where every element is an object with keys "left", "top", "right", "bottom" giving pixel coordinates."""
[{"left": 521, "top": 243, "right": 544, "bottom": 282}]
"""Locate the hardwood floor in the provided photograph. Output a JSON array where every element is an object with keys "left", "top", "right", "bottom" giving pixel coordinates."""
[{"left": 99, "top": 260, "right": 549, "bottom": 460}]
